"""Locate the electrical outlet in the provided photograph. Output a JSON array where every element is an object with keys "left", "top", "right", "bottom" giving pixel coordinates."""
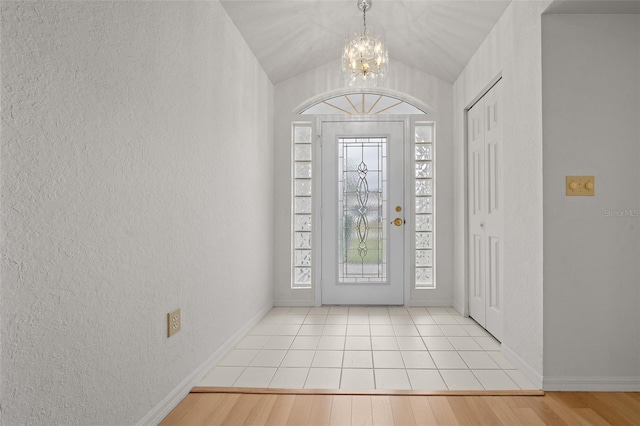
[{"left": 167, "top": 308, "right": 181, "bottom": 337}]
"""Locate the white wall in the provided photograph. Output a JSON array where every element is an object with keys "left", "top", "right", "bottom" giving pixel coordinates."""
[
  {"left": 453, "top": 1, "right": 551, "bottom": 383},
  {"left": 1, "top": 2, "right": 274, "bottom": 424},
  {"left": 542, "top": 13, "right": 640, "bottom": 390},
  {"left": 273, "top": 59, "right": 453, "bottom": 307}
]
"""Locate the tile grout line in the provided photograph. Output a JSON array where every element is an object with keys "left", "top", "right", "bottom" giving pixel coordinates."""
[{"left": 206, "top": 306, "right": 535, "bottom": 391}]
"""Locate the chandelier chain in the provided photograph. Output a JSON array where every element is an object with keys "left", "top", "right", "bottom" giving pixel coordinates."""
[{"left": 363, "top": 6, "right": 366, "bottom": 33}]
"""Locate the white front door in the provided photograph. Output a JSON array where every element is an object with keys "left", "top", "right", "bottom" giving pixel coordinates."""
[
  {"left": 320, "top": 120, "right": 405, "bottom": 305},
  {"left": 468, "top": 80, "right": 504, "bottom": 341}
]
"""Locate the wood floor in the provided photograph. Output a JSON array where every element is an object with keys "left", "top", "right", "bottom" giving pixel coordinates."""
[{"left": 161, "top": 390, "right": 640, "bottom": 425}]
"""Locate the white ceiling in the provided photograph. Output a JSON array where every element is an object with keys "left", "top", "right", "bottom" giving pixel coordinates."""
[
  {"left": 544, "top": 0, "right": 640, "bottom": 14},
  {"left": 221, "top": 0, "right": 512, "bottom": 84}
]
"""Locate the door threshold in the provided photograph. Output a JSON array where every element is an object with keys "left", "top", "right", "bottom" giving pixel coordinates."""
[{"left": 192, "top": 386, "right": 544, "bottom": 397}]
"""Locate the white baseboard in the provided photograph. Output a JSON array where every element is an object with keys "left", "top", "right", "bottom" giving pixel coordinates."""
[
  {"left": 273, "top": 299, "right": 315, "bottom": 307},
  {"left": 136, "top": 302, "right": 273, "bottom": 426},
  {"left": 543, "top": 375, "right": 640, "bottom": 391},
  {"left": 407, "top": 299, "right": 453, "bottom": 307},
  {"left": 501, "top": 344, "right": 543, "bottom": 389},
  {"left": 451, "top": 299, "right": 468, "bottom": 317},
  {"left": 274, "top": 300, "right": 455, "bottom": 308}
]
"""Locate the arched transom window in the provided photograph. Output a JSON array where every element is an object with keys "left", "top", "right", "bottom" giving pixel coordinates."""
[{"left": 301, "top": 93, "right": 425, "bottom": 116}]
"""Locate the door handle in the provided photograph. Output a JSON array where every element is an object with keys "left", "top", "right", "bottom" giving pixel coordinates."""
[{"left": 392, "top": 218, "right": 404, "bottom": 226}]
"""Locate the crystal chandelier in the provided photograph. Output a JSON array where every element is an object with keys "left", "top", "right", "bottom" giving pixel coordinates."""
[{"left": 342, "top": 0, "right": 388, "bottom": 87}]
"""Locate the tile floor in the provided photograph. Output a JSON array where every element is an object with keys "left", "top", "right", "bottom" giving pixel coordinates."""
[{"left": 199, "top": 306, "right": 538, "bottom": 391}]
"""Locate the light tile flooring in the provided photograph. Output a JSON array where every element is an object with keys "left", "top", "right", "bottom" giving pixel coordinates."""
[{"left": 199, "top": 306, "right": 538, "bottom": 391}]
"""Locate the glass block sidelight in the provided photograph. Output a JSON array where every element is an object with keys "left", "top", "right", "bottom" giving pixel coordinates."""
[
  {"left": 295, "top": 250, "right": 312, "bottom": 267},
  {"left": 415, "top": 179, "right": 432, "bottom": 196},
  {"left": 292, "top": 123, "right": 313, "bottom": 288},
  {"left": 415, "top": 267, "right": 433, "bottom": 286},
  {"left": 416, "top": 249, "right": 433, "bottom": 267},
  {"left": 415, "top": 145, "right": 432, "bottom": 161},
  {"left": 414, "top": 123, "right": 435, "bottom": 289},
  {"left": 415, "top": 214, "right": 433, "bottom": 232},
  {"left": 415, "top": 125, "right": 433, "bottom": 143},
  {"left": 415, "top": 162, "right": 433, "bottom": 178},
  {"left": 294, "top": 215, "right": 312, "bottom": 231}
]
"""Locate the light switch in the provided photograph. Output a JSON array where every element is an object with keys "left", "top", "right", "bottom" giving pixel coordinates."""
[{"left": 566, "top": 176, "right": 594, "bottom": 196}]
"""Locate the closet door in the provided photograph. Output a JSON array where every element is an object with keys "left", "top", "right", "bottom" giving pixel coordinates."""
[{"left": 468, "top": 80, "right": 503, "bottom": 341}]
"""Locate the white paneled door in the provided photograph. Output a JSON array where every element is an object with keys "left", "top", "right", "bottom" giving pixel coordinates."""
[
  {"left": 321, "top": 121, "right": 405, "bottom": 305},
  {"left": 468, "top": 80, "right": 503, "bottom": 341}
]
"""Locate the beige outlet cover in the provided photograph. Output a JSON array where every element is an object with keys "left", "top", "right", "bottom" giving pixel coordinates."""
[
  {"left": 566, "top": 176, "right": 595, "bottom": 196},
  {"left": 168, "top": 308, "right": 181, "bottom": 337}
]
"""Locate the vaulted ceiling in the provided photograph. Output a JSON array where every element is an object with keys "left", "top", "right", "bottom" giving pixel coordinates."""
[{"left": 220, "top": 0, "right": 511, "bottom": 84}]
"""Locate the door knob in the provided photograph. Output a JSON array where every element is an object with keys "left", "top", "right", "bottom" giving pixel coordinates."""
[{"left": 393, "top": 218, "right": 404, "bottom": 226}]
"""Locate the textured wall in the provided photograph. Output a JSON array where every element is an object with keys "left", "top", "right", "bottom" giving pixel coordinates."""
[
  {"left": 542, "top": 14, "right": 640, "bottom": 389},
  {"left": 273, "top": 59, "right": 453, "bottom": 307},
  {"left": 453, "top": 1, "right": 551, "bottom": 381},
  {"left": 1, "top": 1, "right": 273, "bottom": 424}
]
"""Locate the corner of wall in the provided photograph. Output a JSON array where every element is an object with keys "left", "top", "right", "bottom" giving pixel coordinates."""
[
  {"left": 136, "top": 302, "right": 273, "bottom": 425},
  {"left": 502, "top": 344, "right": 543, "bottom": 389},
  {"left": 453, "top": 0, "right": 548, "bottom": 379}
]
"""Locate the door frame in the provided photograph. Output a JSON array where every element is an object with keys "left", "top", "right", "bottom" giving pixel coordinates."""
[{"left": 314, "top": 116, "right": 413, "bottom": 306}]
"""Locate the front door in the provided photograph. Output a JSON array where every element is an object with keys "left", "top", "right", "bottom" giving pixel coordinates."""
[{"left": 320, "top": 120, "right": 405, "bottom": 305}]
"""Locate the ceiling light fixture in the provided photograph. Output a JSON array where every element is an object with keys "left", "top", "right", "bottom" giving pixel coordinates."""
[{"left": 342, "top": 0, "right": 388, "bottom": 87}]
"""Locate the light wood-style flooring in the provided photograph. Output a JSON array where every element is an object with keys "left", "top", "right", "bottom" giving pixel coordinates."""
[{"left": 161, "top": 390, "right": 640, "bottom": 425}]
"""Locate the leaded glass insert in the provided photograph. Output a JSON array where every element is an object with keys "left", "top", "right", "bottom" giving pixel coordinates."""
[
  {"left": 292, "top": 123, "right": 313, "bottom": 288},
  {"left": 414, "top": 123, "right": 435, "bottom": 289},
  {"left": 338, "top": 137, "right": 387, "bottom": 283}
]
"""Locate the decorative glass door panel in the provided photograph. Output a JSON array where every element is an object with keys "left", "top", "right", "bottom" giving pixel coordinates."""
[
  {"left": 339, "top": 137, "right": 387, "bottom": 283},
  {"left": 321, "top": 121, "right": 404, "bottom": 305}
]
